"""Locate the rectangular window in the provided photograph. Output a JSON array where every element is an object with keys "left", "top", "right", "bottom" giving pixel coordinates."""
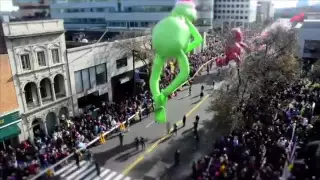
[
  {"left": 81, "top": 69, "right": 90, "bottom": 90},
  {"left": 97, "top": 8, "right": 104, "bottom": 12},
  {"left": 89, "top": 67, "right": 96, "bottom": 88},
  {"left": 75, "top": 71, "right": 83, "bottom": 93},
  {"left": 303, "top": 40, "right": 320, "bottom": 53},
  {"left": 52, "top": 49, "right": 60, "bottom": 64},
  {"left": 116, "top": 58, "right": 128, "bottom": 69},
  {"left": 21, "top": 54, "right": 31, "bottom": 71},
  {"left": 37, "top": 51, "right": 46, "bottom": 67},
  {"left": 96, "top": 64, "right": 107, "bottom": 85}
]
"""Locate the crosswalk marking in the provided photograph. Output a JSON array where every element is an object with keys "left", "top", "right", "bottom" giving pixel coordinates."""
[
  {"left": 83, "top": 168, "right": 99, "bottom": 180},
  {"left": 92, "top": 169, "right": 111, "bottom": 180},
  {"left": 66, "top": 162, "right": 91, "bottom": 180},
  {"left": 60, "top": 161, "right": 86, "bottom": 177},
  {"left": 54, "top": 161, "right": 75, "bottom": 175},
  {"left": 73, "top": 166, "right": 95, "bottom": 180},
  {"left": 103, "top": 171, "right": 117, "bottom": 180},
  {"left": 53, "top": 160, "right": 134, "bottom": 180},
  {"left": 113, "top": 174, "right": 124, "bottom": 180}
]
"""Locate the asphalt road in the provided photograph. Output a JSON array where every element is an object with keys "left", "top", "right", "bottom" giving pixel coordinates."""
[{"left": 90, "top": 67, "right": 230, "bottom": 180}]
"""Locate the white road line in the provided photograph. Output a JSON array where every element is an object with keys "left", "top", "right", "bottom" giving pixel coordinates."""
[
  {"left": 60, "top": 161, "right": 86, "bottom": 177},
  {"left": 54, "top": 161, "right": 75, "bottom": 175},
  {"left": 146, "top": 121, "right": 154, "bottom": 128},
  {"left": 112, "top": 174, "right": 124, "bottom": 180},
  {"left": 91, "top": 168, "right": 111, "bottom": 180},
  {"left": 73, "top": 166, "right": 95, "bottom": 180},
  {"left": 102, "top": 171, "right": 117, "bottom": 180},
  {"left": 86, "top": 168, "right": 106, "bottom": 180},
  {"left": 123, "top": 177, "right": 132, "bottom": 180},
  {"left": 66, "top": 162, "right": 92, "bottom": 180}
]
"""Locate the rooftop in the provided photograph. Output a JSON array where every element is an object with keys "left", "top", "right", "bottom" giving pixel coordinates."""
[
  {"left": 2, "top": 19, "right": 64, "bottom": 38},
  {"left": 67, "top": 35, "right": 150, "bottom": 53},
  {"left": 65, "top": 30, "right": 150, "bottom": 48},
  {"left": 301, "top": 19, "right": 320, "bottom": 28}
]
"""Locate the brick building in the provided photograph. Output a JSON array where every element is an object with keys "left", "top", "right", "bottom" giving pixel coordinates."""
[{"left": 0, "top": 16, "right": 22, "bottom": 149}]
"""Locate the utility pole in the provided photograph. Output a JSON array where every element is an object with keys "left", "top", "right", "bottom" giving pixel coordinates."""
[{"left": 132, "top": 50, "right": 136, "bottom": 95}]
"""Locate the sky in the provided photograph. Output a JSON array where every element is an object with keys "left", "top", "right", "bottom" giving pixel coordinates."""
[
  {"left": 273, "top": 0, "right": 320, "bottom": 8},
  {"left": 1, "top": 0, "right": 320, "bottom": 12},
  {"left": 0, "top": 0, "right": 18, "bottom": 12}
]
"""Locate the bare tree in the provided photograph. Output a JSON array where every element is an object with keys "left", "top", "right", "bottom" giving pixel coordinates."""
[
  {"left": 208, "top": 24, "right": 300, "bottom": 132},
  {"left": 308, "top": 60, "right": 320, "bottom": 82},
  {"left": 112, "top": 28, "right": 154, "bottom": 68}
]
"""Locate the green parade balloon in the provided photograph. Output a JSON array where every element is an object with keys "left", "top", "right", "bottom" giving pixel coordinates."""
[{"left": 150, "top": 0, "right": 203, "bottom": 124}]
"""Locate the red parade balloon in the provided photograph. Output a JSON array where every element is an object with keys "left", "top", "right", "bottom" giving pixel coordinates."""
[
  {"left": 231, "top": 28, "right": 243, "bottom": 42},
  {"left": 225, "top": 43, "right": 241, "bottom": 61}
]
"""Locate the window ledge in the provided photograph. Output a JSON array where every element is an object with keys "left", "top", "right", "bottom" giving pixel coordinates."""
[
  {"left": 24, "top": 96, "right": 70, "bottom": 115},
  {"left": 17, "top": 63, "right": 65, "bottom": 76}
]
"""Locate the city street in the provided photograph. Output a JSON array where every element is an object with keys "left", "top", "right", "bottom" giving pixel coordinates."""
[
  {"left": 91, "top": 68, "right": 227, "bottom": 179},
  {"left": 55, "top": 67, "right": 230, "bottom": 180}
]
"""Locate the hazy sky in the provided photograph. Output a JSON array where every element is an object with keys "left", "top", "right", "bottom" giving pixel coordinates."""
[
  {"left": 0, "top": 0, "right": 18, "bottom": 12},
  {"left": 273, "top": 0, "right": 320, "bottom": 8},
  {"left": 1, "top": 0, "right": 320, "bottom": 12}
]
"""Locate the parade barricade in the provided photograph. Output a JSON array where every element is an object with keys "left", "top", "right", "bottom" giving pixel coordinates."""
[
  {"left": 30, "top": 56, "right": 218, "bottom": 180},
  {"left": 29, "top": 106, "right": 149, "bottom": 180}
]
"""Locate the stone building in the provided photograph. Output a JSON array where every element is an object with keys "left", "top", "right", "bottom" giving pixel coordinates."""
[{"left": 2, "top": 19, "right": 72, "bottom": 142}]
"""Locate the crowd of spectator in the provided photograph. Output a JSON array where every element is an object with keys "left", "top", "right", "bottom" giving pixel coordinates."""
[
  {"left": 161, "top": 36, "right": 223, "bottom": 95},
  {"left": 191, "top": 79, "right": 320, "bottom": 180},
  {"left": 0, "top": 35, "right": 221, "bottom": 180},
  {"left": 0, "top": 91, "right": 154, "bottom": 179}
]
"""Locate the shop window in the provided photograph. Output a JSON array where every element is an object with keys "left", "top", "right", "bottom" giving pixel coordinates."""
[
  {"left": 75, "top": 71, "right": 83, "bottom": 93},
  {"left": 89, "top": 67, "right": 96, "bottom": 88},
  {"left": 81, "top": 69, "right": 90, "bottom": 90},
  {"left": 96, "top": 63, "right": 107, "bottom": 85},
  {"left": 116, "top": 58, "right": 128, "bottom": 69}
]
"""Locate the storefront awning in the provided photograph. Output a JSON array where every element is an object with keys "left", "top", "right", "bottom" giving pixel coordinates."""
[{"left": 0, "top": 124, "right": 21, "bottom": 141}]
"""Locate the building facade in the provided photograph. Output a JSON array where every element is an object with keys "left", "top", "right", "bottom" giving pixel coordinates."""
[
  {"left": 67, "top": 37, "right": 149, "bottom": 115},
  {"left": 2, "top": 19, "right": 72, "bottom": 142},
  {"left": 256, "top": 0, "right": 274, "bottom": 23},
  {"left": 213, "top": 0, "right": 257, "bottom": 29},
  {"left": 50, "top": 0, "right": 213, "bottom": 31},
  {"left": 12, "top": 0, "right": 50, "bottom": 18},
  {"left": 297, "top": 20, "right": 320, "bottom": 59},
  {"left": 0, "top": 16, "right": 22, "bottom": 148}
]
